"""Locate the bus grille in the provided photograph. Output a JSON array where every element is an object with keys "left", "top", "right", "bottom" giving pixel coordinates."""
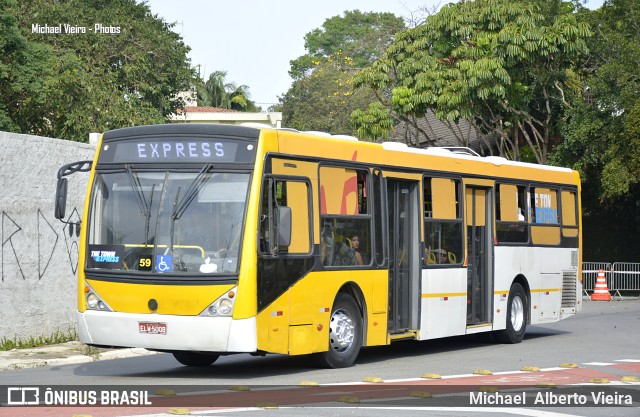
[{"left": 562, "top": 270, "right": 577, "bottom": 307}]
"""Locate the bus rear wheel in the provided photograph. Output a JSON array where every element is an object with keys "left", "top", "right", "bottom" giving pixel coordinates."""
[
  {"left": 172, "top": 351, "right": 219, "bottom": 367},
  {"left": 495, "top": 283, "right": 527, "bottom": 344},
  {"left": 317, "top": 293, "right": 362, "bottom": 368}
]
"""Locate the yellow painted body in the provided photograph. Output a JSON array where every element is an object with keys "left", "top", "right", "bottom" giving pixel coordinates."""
[
  {"left": 255, "top": 269, "right": 388, "bottom": 354},
  {"left": 87, "top": 279, "right": 235, "bottom": 316},
  {"left": 77, "top": 126, "right": 582, "bottom": 356}
]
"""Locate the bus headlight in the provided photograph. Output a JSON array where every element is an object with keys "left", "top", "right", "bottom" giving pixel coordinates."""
[
  {"left": 84, "top": 284, "right": 113, "bottom": 312},
  {"left": 218, "top": 299, "right": 233, "bottom": 315},
  {"left": 199, "top": 287, "right": 236, "bottom": 317},
  {"left": 87, "top": 293, "right": 99, "bottom": 309}
]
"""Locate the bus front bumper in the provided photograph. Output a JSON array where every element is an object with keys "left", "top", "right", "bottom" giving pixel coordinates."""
[{"left": 77, "top": 311, "right": 257, "bottom": 353}]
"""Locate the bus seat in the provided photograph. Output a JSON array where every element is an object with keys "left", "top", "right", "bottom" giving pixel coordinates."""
[{"left": 447, "top": 251, "right": 457, "bottom": 264}]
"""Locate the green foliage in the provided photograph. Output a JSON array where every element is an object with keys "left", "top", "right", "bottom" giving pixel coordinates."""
[
  {"left": 289, "top": 10, "right": 405, "bottom": 80},
  {"left": 0, "top": 328, "right": 77, "bottom": 351},
  {"left": 353, "top": 0, "right": 591, "bottom": 161},
  {"left": 555, "top": 0, "right": 640, "bottom": 200},
  {"left": 351, "top": 101, "right": 393, "bottom": 140},
  {"left": 0, "top": 0, "right": 56, "bottom": 133},
  {"left": 196, "top": 70, "right": 259, "bottom": 111},
  {"left": 549, "top": 0, "right": 640, "bottom": 260},
  {"left": 282, "top": 11, "right": 403, "bottom": 134},
  {"left": 282, "top": 53, "right": 377, "bottom": 135},
  {"left": 3, "top": 0, "right": 193, "bottom": 141},
  {"left": 598, "top": 101, "right": 640, "bottom": 199},
  {"left": 552, "top": 101, "right": 610, "bottom": 189}
]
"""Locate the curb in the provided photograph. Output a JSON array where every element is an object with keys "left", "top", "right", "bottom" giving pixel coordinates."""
[{"left": 0, "top": 343, "right": 157, "bottom": 371}]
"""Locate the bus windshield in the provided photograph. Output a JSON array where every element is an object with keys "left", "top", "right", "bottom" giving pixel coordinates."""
[{"left": 86, "top": 169, "right": 250, "bottom": 276}]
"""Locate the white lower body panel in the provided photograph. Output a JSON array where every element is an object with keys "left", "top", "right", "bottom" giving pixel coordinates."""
[
  {"left": 417, "top": 246, "right": 580, "bottom": 339},
  {"left": 77, "top": 311, "right": 257, "bottom": 353}
]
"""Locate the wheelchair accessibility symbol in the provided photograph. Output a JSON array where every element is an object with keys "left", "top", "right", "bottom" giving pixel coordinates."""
[{"left": 156, "top": 255, "right": 172, "bottom": 273}]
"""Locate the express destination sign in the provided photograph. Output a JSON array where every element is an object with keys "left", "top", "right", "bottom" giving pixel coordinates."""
[{"left": 97, "top": 137, "right": 256, "bottom": 165}]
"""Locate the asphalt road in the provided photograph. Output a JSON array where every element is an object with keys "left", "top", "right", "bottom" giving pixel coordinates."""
[{"left": 1, "top": 299, "right": 639, "bottom": 417}]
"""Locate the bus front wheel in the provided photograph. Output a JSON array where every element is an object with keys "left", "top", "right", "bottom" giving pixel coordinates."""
[
  {"left": 317, "top": 293, "right": 363, "bottom": 368},
  {"left": 172, "top": 351, "right": 219, "bottom": 367},
  {"left": 495, "top": 283, "right": 528, "bottom": 344}
]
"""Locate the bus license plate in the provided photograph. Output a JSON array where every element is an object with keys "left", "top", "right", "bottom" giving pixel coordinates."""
[{"left": 138, "top": 322, "right": 167, "bottom": 335}]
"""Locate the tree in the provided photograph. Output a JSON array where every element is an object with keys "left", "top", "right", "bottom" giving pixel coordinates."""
[
  {"left": 281, "top": 52, "right": 377, "bottom": 134},
  {"left": 289, "top": 10, "right": 405, "bottom": 80},
  {"left": 0, "top": 0, "right": 56, "bottom": 134},
  {"left": 554, "top": 0, "right": 640, "bottom": 200},
  {"left": 197, "top": 70, "right": 258, "bottom": 112},
  {"left": 353, "top": 0, "right": 591, "bottom": 163},
  {"left": 198, "top": 71, "right": 233, "bottom": 109},
  {"left": 281, "top": 10, "right": 404, "bottom": 134},
  {"left": 551, "top": 0, "right": 640, "bottom": 261},
  {"left": 8, "top": 0, "right": 193, "bottom": 141}
]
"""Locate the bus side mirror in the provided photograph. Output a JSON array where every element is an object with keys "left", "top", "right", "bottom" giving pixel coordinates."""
[
  {"left": 55, "top": 178, "right": 68, "bottom": 220},
  {"left": 276, "top": 206, "right": 292, "bottom": 247}
]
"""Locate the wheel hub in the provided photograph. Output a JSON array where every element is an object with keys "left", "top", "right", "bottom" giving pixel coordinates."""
[
  {"left": 511, "top": 295, "right": 524, "bottom": 332},
  {"left": 329, "top": 309, "right": 355, "bottom": 352}
]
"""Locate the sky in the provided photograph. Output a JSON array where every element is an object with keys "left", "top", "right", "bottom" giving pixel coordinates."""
[{"left": 146, "top": 0, "right": 605, "bottom": 111}]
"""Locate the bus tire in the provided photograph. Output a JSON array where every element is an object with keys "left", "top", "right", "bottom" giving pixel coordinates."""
[
  {"left": 172, "top": 351, "right": 219, "bottom": 367},
  {"left": 495, "top": 283, "right": 528, "bottom": 344},
  {"left": 317, "top": 293, "right": 362, "bottom": 368}
]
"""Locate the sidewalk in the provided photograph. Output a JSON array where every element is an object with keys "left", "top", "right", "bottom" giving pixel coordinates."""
[{"left": 0, "top": 341, "right": 156, "bottom": 371}]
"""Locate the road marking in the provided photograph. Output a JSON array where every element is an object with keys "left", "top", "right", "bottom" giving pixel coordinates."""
[
  {"left": 581, "top": 362, "right": 616, "bottom": 366},
  {"left": 21, "top": 358, "right": 640, "bottom": 417},
  {"left": 121, "top": 407, "right": 589, "bottom": 417}
]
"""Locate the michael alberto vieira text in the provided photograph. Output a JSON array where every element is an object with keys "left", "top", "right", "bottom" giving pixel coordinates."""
[{"left": 470, "top": 390, "right": 633, "bottom": 406}]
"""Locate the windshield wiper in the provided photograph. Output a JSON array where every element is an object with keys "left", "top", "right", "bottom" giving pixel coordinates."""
[
  {"left": 167, "top": 164, "right": 213, "bottom": 255},
  {"left": 171, "top": 164, "right": 213, "bottom": 220},
  {"left": 124, "top": 165, "right": 154, "bottom": 244},
  {"left": 143, "top": 184, "right": 156, "bottom": 245}
]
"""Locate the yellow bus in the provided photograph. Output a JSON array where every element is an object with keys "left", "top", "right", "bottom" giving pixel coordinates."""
[{"left": 55, "top": 124, "right": 582, "bottom": 368}]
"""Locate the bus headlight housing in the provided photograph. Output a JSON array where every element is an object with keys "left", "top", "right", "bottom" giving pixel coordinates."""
[
  {"left": 199, "top": 287, "right": 236, "bottom": 317},
  {"left": 84, "top": 283, "right": 113, "bottom": 312}
]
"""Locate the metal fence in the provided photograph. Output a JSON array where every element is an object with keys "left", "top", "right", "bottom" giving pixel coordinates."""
[{"left": 582, "top": 262, "right": 640, "bottom": 299}]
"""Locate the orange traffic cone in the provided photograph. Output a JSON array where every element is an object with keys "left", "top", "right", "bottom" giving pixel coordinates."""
[{"left": 591, "top": 269, "right": 611, "bottom": 301}]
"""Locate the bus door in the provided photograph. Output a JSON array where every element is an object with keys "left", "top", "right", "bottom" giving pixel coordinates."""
[
  {"left": 386, "top": 179, "right": 420, "bottom": 335},
  {"left": 465, "top": 186, "right": 494, "bottom": 327}
]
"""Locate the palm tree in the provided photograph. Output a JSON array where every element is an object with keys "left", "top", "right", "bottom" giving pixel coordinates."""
[
  {"left": 198, "top": 71, "right": 232, "bottom": 108},
  {"left": 197, "top": 71, "right": 257, "bottom": 111},
  {"left": 228, "top": 84, "right": 252, "bottom": 111}
]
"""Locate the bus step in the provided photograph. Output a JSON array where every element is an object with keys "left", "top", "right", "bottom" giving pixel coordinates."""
[{"left": 389, "top": 331, "right": 419, "bottom": 341}]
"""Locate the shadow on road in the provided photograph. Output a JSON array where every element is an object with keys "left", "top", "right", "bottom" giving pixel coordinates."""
[{"left": 72, "top": 326, "right": 568, "bottom": 381}]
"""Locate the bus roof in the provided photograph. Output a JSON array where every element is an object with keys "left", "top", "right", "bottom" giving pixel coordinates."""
[{"left": 268, "top": 127, "right": 579, "bottom": 186}]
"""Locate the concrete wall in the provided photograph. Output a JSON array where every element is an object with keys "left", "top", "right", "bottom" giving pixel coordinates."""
[{"left": 0, "top": 132, "right": 95, "bottom": 341}]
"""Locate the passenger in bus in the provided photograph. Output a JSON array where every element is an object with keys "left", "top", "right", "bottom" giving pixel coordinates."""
[
  {"left": 434, "top": 249, "right": 449, "bottom": 264},
  {"left": 349, "top": 233, "right": 364, "bottom": 265},
  {"left": 334, "top": 232, "right": 363, "bottom": 266}
]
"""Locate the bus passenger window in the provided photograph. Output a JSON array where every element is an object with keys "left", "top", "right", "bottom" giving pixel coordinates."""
[
  {"left": 423, "top": 177, "right": 463, "bottom": 266},
  {"left": 561, "top": 190, "right": 577, "bottom": 227},
  {"left": 529, "top": 186, "right": 561, "bottom": 246},
  {"left": 560, "top": 189, "right": 579, "bottom": 239},
  {"left": 530, "top": 187, "right": 559, "bottom": 225},
  {"left": 323, "top": 219, "right": 369, "bottom": 267},
  {"left": 495, "top": 184, "right": 528, "bottom": 243},
  {"left": 319, "top": 166, "right": 372, "bottom": 268}
]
